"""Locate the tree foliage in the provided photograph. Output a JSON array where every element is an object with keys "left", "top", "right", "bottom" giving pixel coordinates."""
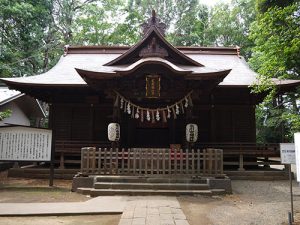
[
  {"left": 0, "top": 109, "right": 12, "bottom": 121},
  {"left": 206, "top": 0, "right": 256, "bottom": 58},
  {"left": 167, "top": 1, "right": 209, "bottom": 46},
  {"left": 256, "top": 0, "right": 296, "bottom": 13},
  {"left": 0, "top": 0, "right": 56, "bottom": 77},
  {"left": 250, "top": 2, "right": 300, "bottom": 141}
]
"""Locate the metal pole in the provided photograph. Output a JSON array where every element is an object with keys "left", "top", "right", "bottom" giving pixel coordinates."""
[
  {"left": 289, "top": 164, "right": 294, "bottom": 222},
  {"left": 288, "top": 212, "right": 292, "bottom": 225}
]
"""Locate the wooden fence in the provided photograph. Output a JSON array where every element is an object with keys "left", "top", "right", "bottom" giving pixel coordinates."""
[{"left": 81, "top": 148, "right": 223, "bottom": 176}]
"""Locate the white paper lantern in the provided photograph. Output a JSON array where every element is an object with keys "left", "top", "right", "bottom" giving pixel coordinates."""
[
  {"left": 108, "top": 123, "right": 120, "bottom": 142},
  {"left": 186, "top": 124, "right": 198, "bottom": 143}
]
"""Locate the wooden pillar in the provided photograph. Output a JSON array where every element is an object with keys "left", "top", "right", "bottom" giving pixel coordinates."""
[
  {"left": 185, "top": 106, "right": 193, "bottom": 150},
  {"left": 48, "top": 103, "right": 56, "bottom": 186},
  {"left": 238, "top": 154, "right": 245, "bottom": 171},
  {"left": 112, "top": 93, "right": 120, "bottom": 149},
  {"left": 210, "top": 94, "right": 216, "bottom": 142},
  {"left": 89, "top": 104, "right": 94, "bottom": 141}
]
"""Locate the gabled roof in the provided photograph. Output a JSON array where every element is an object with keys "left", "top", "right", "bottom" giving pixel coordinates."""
[
  {"left": 0, "top": 86, "right": 46, "bottom": 118},
  {"left": 0, "top": 87, "right": 23, "bottom": 105},
  {"left": 76, "top": 56, "right": 231, "bottom": 81},
  {"left": 104, "top": 26, "right": 202, "bottom": 67}
]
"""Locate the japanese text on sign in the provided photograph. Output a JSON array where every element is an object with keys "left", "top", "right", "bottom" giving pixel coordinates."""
[
  {"left": 280, "top": 143, "right": 295, "bottom": 164},
  {"left": 0, "top": 126, "right": 52, "bottom": 161}
]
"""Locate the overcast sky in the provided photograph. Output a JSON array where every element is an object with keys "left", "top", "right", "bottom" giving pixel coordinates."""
[{"left": 201, "top": 0, "right": 232, "bottom": 7}]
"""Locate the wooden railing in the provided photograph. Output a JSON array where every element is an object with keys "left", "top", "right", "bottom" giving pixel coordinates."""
[
  {"left": 196, "top": 142, "right": 280, "bottom": 171},
  {"left": 196, "top": 142, "right": 280, "bottom": 155},
  {"left": 81, "top": 148, "right": 224, "bottom": 176},
  {"left": 55, "top": 140, "right": 110, "bottom": 169},
  {"left": 55, "top": 141, "right": 280, "bottom": 171}
]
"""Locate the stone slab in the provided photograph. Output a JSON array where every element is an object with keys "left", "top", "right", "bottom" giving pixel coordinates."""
[{"left": 0, "top": 196, "right": 126, "bottom": 216}]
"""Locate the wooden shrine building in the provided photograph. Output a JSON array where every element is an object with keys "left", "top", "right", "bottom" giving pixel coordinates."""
[{"left": 1, "top": 12, "right": 300, "bottom": 173}]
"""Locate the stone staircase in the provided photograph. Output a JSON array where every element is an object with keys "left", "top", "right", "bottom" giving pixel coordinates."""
[{"left": 74, "top": 176, "right": 231, "bottom": 196}]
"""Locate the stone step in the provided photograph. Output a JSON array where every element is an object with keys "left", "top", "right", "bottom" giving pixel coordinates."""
[
  {"left": 93, "top": 182, "right": 209, "bottom": 190},
  {"left": 94, "top": 175, "right": 208, "bottom": 184},
  {"left": 211, "top": 189, "right": 227, "bottom": 195},
  {"left": 77, "top": 188, "right": 214, "bottom": 197},
  {"left": 225, "top": 170, "right": 289, "bottom": 180},
  {"left": 229, "top": 176, "right": 289, "bottom": 180}
]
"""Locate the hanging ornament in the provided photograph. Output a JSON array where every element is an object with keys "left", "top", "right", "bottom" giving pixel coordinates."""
[
  {"left": 184, "top": 97, "right": 189, "bottom": 108},
  {"left": 141, "top": 109, "right": 144, "bottom": 122},
  {"left": 114, "top": 95, "right": 119, "bottom": 107},
  {"left": 167, "top": 106, "right": 171, "bottom": 118},
  {"left": 124, "top": 102, "right": 127, "bottom": 113},
  {"left": 131, "top": 107, "right": 135, "bottom": 118},
  {"left": 180, "top": 102, "right": 184, "bottom": 113},
  {"left": 162, "top": 110, "right": 167, "bottom": 123},
  {"left": 172, "top": 107, "right": 177, "bottom": 119},
  {"left": 146, "top": 110, "right": 151, "bottom": 121},
  {"left": 127, "top": 102, "right": 131, "bottom": 114},
  {"left": 135, "top": 108, "right": 140, "bottom": 119},
  {"left": 114, "top": 90, "right": 193, "bottom": 123},
  {"left": 188, "top": 95, "right": 193, "bottom": 106},
  {"left": 175, "top": 104, "right": 180, "bottom": 115},
  {"left": 120, "top": 98, "right": 124, "bottom": 109},
  {"left": 156, "top": 110, "right": 160, "bottom": 121},
  {"left": 151, "top": 110, "right": 155, "bottom": 123}
]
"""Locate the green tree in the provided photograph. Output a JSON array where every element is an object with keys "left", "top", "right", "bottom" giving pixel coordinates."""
[
  {"left": 167, "top": 1, "right": 209, "bottom": 46},
  {"left": 256, "top": 0, "right": 296, "bottom": 13},
  {"left": 206, "top": 0, "right": 256, "bottom": 58},
  {"left": 250, "top": 2, "right": 300, "bottom": 141},
  {"left": 0, "top": 0, "right": 55, "bottom": 77},
  {"left": 0, "top": 109, "right": 12, "bottom": 121},
  {"left": 72, "top": 1, "right": 125, "bottom": 45}
]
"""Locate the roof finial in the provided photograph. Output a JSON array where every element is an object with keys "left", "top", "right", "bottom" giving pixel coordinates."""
[
  {"left": 152, "top": 9, "right": 156, "bottom": 22},
  {"left": 141, "top": 10, "right": 166, "bottom": 36}
]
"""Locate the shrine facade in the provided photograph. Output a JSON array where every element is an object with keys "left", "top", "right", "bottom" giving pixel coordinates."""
[{"left": 2, "top": 12, "right": 299, "bottom": 169}]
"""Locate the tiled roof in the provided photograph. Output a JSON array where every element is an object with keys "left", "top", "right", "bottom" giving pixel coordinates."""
[
  {"left": 1, "top": 47, "right": 299, "bottom": 88},
  {"left": 0, "top": 87, "right": 23, "bottom": 105}
]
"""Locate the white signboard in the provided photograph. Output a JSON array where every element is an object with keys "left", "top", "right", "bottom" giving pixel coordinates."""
[
  {"left": 0, "top": 126, "right": 52, "bottom": 161},
  {"left": 295, "top": 133, "right": 300, "bottom": 182},
  {"left": 280, "top": 143, "right": 296, "bottom": 164}
]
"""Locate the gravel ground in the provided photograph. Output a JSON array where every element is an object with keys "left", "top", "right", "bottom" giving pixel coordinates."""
[
  {"left": 179, "top": 180, "right": 300, "bottom": 225},
  {"left": 1, "top": 171, "right": 300, "bottom": 225},
  {"left": 0, "top": 171, "right": 121, "bottom": 225}
]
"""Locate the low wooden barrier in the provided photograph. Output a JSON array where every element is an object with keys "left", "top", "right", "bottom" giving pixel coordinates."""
[
  {"left": 81, "top": 148, "right": 224, "bottom": 176},
  {"left": 55, "top": 140, "right": 110, "bottom": 169},
  {"left": 196, "top": 142, "right": 280, "bottom": 171},
  {"left": 55, "top": 141, "right": 280, "bottom": 171}
]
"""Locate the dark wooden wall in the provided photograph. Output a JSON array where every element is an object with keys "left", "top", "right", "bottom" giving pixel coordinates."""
[
  {"left": 52, "top": 87, "right": 256, "bottom": 146},
  {"left": 53, "top": 103, "right": 112, "bottom": 141}
]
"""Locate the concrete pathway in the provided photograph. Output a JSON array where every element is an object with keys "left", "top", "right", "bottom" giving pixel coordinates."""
[
  {"left": 0, "top": 196, "right": 126, "bottom": 216},
  {"left": 0, "top": 195, "right": 190, "bottom": 225},
  {"left": 119, "top": 196, "right": 190, "bottom": 225}
]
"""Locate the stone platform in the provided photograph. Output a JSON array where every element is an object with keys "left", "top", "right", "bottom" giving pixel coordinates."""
[{"left": 72, "top": 175, "right": 232, "bottom": 196}]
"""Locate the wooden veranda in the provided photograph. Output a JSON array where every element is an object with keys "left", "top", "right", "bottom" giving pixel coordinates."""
[{"left": 55, "top": 141, "right": 281, "bottom": 174}]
